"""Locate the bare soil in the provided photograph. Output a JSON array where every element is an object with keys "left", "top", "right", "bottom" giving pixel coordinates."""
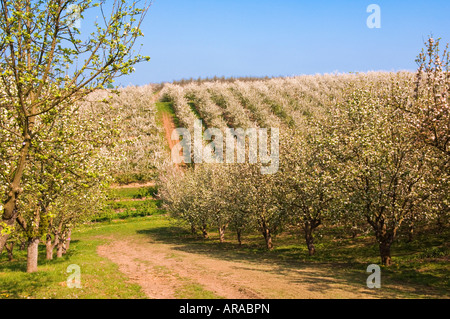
[
  {"left": 160, "top": 104, "right": 185, "bottom": 170},
  {"left": 110, "top": 182, "right": 156, "bottom": 189},
  {"left": 162, "top": 112, "right": 178, "bottom": 152}
]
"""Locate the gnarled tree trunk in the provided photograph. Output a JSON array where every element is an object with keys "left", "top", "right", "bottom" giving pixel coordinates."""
[
  {"left": 303, "top": 219, "right": 321, "bottom": 256},
  {"left": 218, "top": 225, "right": 227, "bottom": 243},
  {"left": 0, "top": 139, "right": 31, "bottom": 254},
  {"left": 305, "top": 230, "right": 315, "bottom": 256},
  {"left": 236, "top": 229, "right": 242, "bottom": 246},
  {"left": 5, "top": 242, "right": 15, "bottom": 261},
  {"left": 201, "top": 223, "right": 208, "bottom": 239},
  {"left": 369, "top": 217, "right": 396, "bottom": 266},
  {"left": 260, "top": 220, "right": 273, "bottom": 250},
  {"left": 0, "top": 209, "right": 19, "bottom": 255},
  {"left": 379, "top": 240, "right": 392, "bottom": 266},
  {"left": 45, "top": 233, "right": 59, "bottom": 260},
  {"left": 56, "top": 240, "right": 65, "bottom": 258},
  {"left": 65, "top": 229, "right": 72, "bottom": 252},
  {"left": 218, "top": 228, "right": 224, "bottom": 243}
]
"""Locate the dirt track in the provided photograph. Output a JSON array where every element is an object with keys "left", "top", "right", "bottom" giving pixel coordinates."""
[
  {"left": 97, "top": 236, "right": 381, "bottom": 299},
  {"left": 162, "top": 112, "right": 178, "bottom": 152}
]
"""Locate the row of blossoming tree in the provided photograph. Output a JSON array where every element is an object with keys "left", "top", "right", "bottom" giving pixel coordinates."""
[{"left": 159, "top": 38, "right": 449, "bottom": 266}]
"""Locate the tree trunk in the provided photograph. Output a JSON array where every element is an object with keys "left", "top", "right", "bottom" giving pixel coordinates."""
[
  {"left": 0, "top": 209, "right": 19, "bottom": 254},
  {"left": 0, "top": 230, "right": 11, "bottom": 255},
  {"left": 46, "top": 234, "right": 54, "bottom": 260},
  {"left": 20, "top": 239, "right": 26, "bottom": 251},
  {"left": 236, "top": 229, "right": 242, "bottom": 246},
  {"left": 407, "top": 224, "right": 414, "bottom": 243},
  {"left": 201, "top": 224, "right": 208, "bottom": 239},
  {"left": 56, "top": 241, "right": 64, "bottom": 258},
  {"left": 66, "top": 229, "right": 71, "bottom": 251},
  {"left": 262, "top": 227, "right": 273, "bottom": 250},
  {"left": 190, "top": 224, "right": 197, "bottom": 235},
  {"left": 27, "top": 238, "right": 40, "bottom": 273},
  {"left": 5, "top": 242, "right": 15, "bottom": 262},
  {"left": 379, "top": 240, "right": 392, "bottom": 266},
  {"left": 436, "top": 216, "right": 442, "bottom": 233},
  {"left": 304, "top": 225, "right": 316, "bottom": 256},
  {"left": 218, "top": 226, "right": 226, "bottom": 243},
  {"left": 0, "top": 139, "right": 31, "bottom": 254},
  {"left": 351, "top": 221, "right": 358, "bottom": 239},
  {"left": 303, "top": 220, "right": 320, "bottom": 256},
  {"left": 368, "top": 216, "right": 396, "bottom": 267}
]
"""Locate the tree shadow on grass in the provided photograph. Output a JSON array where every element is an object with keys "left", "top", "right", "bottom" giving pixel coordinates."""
[
  {"left": 136, "top": 227, "right": 372, "bottom": 297},
  {"left": 0, "top": 273, "right": 55, "bottom": 299},
  {"left": 0, "top": 243, "right": 78, "bottom": 298},
  {"left": 135, "top": 225, "right": 448, "bottom": 298}
]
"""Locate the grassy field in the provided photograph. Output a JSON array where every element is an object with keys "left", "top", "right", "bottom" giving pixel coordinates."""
[{"left": 1, "top": 187, "right": 448, "bottom": 299}]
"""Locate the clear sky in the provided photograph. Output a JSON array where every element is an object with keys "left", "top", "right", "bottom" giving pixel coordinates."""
[{"left": 106, "top": 0, "right": 450, "bottom": 85}]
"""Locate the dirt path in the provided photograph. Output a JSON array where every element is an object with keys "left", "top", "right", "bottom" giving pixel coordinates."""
[
  {"left": 162, "top": 112, "right": 178, "bottom": 152},
  {"left": 160, "top": 101, "right": 185, "bottom": 170},
  {"left": 97, "top": 237, "right": 380, "bottom": 299},
  {"left": 110, "top": 182, "right": 156, "bottom": 189}
]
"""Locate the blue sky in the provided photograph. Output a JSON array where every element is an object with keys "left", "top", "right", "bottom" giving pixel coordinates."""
[{"left": 102, "top": 0, "right": 450, "bottom": 85}]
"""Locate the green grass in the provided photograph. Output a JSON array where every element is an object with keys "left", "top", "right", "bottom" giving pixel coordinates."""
[
  {"left": 113, "top": 173, "right": 156, "bottom": 185},
  {"left": 108, "top": 186, "right": 158, "bottom": 201},
  {"left": 155, "top": 101, "right": 180, "bottom": 128},
  {"left": 155, "top": 101, "right": 177, "bottom": 118},
  {"left": 92, "top": 187, "right": 162, "bottom": 222},
  {"left": 107, "top": 200, "right": 161, "bottom": 219},
  {"left": 175, "top": 282, "right": 223, "bottom": 299}
]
